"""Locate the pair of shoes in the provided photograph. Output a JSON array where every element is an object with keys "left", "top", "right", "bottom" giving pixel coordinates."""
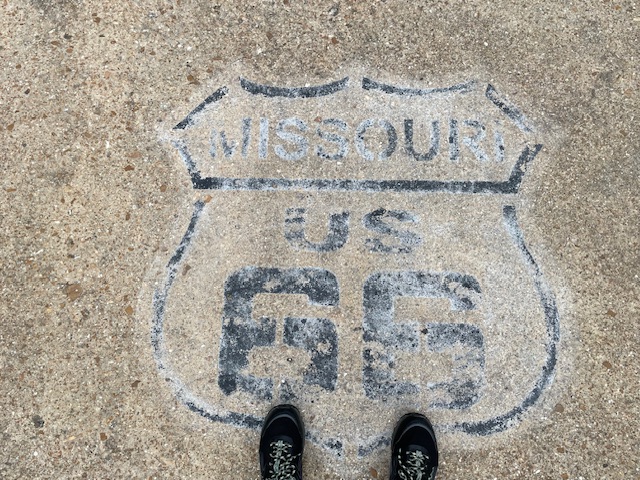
[{"left": 259, "top": 405, "right": 438, "bottom": 480}]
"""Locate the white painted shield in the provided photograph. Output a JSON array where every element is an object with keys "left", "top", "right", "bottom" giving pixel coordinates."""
[{"left": 149, "top": 70, "right": 559, "bottom": 458}]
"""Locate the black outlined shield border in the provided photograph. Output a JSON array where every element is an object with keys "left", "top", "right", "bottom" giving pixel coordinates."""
[{"left": 151, "top": 75, "right": 560, "bottom": 456}]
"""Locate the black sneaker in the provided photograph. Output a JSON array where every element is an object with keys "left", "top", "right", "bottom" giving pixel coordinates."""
[
  {"left": 389, "top": 413, "right": 438, "bottom": 480},
  {"left": 259, "top": 404, "right": 305, "bottom": 480}
]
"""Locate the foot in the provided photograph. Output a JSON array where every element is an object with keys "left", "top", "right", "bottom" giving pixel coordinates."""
[
  {"left": 389, "top": 413, "right": 438, "bottom": 480},
  {"left": 259, "top": 404, "right": 305, "bottom": 480}
]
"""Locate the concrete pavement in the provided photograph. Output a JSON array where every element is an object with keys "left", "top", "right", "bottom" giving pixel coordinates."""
[{"left": 1, "top": 1, "right": 638, "bottom": 478}]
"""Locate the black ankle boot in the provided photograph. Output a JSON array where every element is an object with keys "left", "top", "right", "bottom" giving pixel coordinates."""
[
  {"left": 259, "top": 404, "right": 305, "bottom": 480},
  {"left": 389, "top": 413, "right": 438, "bottom": 480}
]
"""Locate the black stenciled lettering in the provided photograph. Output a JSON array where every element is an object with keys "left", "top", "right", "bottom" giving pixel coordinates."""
[
  {"left": 241, "top": 118, "right": 251, "bottom": 158},
  {"left": 275, "top": 117, "right": 309, "bottom": 161},
  {"left": 355, "top": 119, "right": 398, "bottom": 161},
  {"left": 355, "top": 119, "right": 375, "bottom": 161},
  {"left": 284, "top": 317, "right": 338, "bottom": 392},
  {"left": 494, "top": 121, "right": 505, "bottom": 162},
  {"left": 404, "top": 119, "right": 440, "bottom": 162},
  {"left": 209, "top": 129, "right": 218, "bottom": 159},
  {"left": 259, "top": 117, "right": 269, "bottom": 159},
  {"left": 316, "top": 118, "right": 349, "bottom": 160},
  {"left": 284, "top": 207, "right": 349, "bottom": 252},
  {"left": 219, "top": 130, "right": 237, "bottom": 157},
  {"left": 462, "top": 120, "right": 489, "bottom": 162},
  {"left": 210, "top": 119, "right": 252, "bottom": 159},
  {"left": 426, "top": 323, "right": 485, "bottom": 409},
  {"left": 363, "top": 208, "right": 422, "bottom": 254},
  {"left": 449, "top": 119, "right": 460, "bottom": 162},
  {"left": 362, "top": 271, "right": 484, "bottom": 407},
  {"left": 218, "top": 267, "right": 339, "bottom": 401}
]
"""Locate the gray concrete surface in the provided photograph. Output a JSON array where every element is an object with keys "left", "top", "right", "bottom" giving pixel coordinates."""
[{"left": 1, "top": 1, "right": 639, "bottom": 478}]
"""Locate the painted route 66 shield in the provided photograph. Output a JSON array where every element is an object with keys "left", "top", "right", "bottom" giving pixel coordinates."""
[{"left": 147, "top": 67, "right": 559, "bottom": 460}]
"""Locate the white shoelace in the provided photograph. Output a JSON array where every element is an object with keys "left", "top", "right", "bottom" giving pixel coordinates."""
[
  {"left": 266, "top": 440, "right": 298, "bottom": 480},
  {"left": 398, "top": 449, "right": 432, "bottom": 480}
]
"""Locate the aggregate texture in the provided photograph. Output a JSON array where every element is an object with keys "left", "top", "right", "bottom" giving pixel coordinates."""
[{"left": 0, "top": 1, "right": 638, "bottom": 479}]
